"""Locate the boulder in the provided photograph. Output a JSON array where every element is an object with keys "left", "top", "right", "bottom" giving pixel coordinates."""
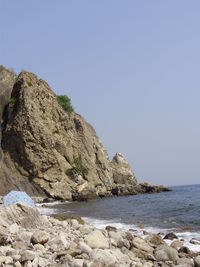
[
  {"left": 31, "top": 230, "right": 49, "bottom": 245},
  {"left": 146, "top": 234, "right": 165, "bottom": 246},
  {"left": 178, "top": 246, "right": 191, "bottom": 254},
  {"left": 48, "top": 232, "right": 70, "bottom": 249},
  {"left": 177, "top": 258, "right": 194, "bottom": 267},
  {"left": 0, "top": 203, "right": 44, "bottom": 229},
  {"left": 77, "top": 241, "right": 92, "bottom": 255},
  {"left": 132, "top": 237, "right": 154, "bottom": 254},
  {"left": 170, "top": 239, "right": 184, "bottom": 249},
  {"left": 154, "top": 245, "right": 179, "bottom": 262},
  {"left": 85, "top": 230, "right": 109, "bottom": 249},
  {"left": 163, "top": 232, "right": 178, "bottom": 240},
  {"left": 20, "top": 250, "right": 36, "bottom": 262},
  {"left": 194, "top": 256, "right": 200, "bottom": 267},
  {"left": 89, "top": 249, "right": 117, "bottom": 266}
]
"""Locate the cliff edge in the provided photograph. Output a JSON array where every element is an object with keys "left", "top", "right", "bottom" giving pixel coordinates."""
[{"left": 0, "top": 66, "right": 170, "bottom": 200}]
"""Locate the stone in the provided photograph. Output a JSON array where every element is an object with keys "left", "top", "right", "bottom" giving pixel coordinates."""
[
  {"left": 34, "top": 243, "right": 46, "bottom": 253},
  {"left": 154, "top": 245, "right": 179, "bottom": 262},
  {"left": 117, "top": 238, "right": 130, "bottom": 249},
  {"left": 85, "top": 230, "right": 109, "bottom": 249},
  {"left": 0, "top": 203, "right": 44, "bottom": 229},
  {"left": 31, "top": 230, "right": 49, "bottom": 245},
  {"left": 79, "top": 224, "right": 94, "bottom": 235},
  {"left": 194, "top": 255, "right": 200, "bottom": 267},
  {"left": 12, "top": 255, "right": 21, "bottom": 261},
  {"left": 20, "top": 250, "right": 36, "bottom": 262},
  {"left": 38, "top": 257, "right": 50, "bottom": 267},
  {"left": 12, "top": 239, "right": 28, "bottom": 250},
  {"left": 177, "top": 258, "right": 194, "bottom": 267},
  {"left": 71, "top": 259, "right": 85, "bottom": 267},
  {"left": 170, "top": 239, "right": 184, "bottom": 249},
  {"left": 132, "top": 237, "right": 154, "bottom": 253},
  {"left": 15, "top": 262, "right": 22, "bottom": 267},
  {"left": 90, "top": 249, "right": 117, "bottom": 266},
  {"left": 190, "top": 239, "right": 200, "bottom": 245},
  {"left": 178, "top": 246, "right": 190, "bottom": 254},
  {"left": 48, "top": 232, "right": 70, "bottom": 248},
  {"left": 147, "top": 234, "right": 165, "bottom": 246},
  {"left": 105, "top": 225, "right": 117, "bottom": 232},
  {"left": 9, "top": 223, "right": 19, "bottom": 235},
  {"left": 163, "top": 232, "right": 178, "bottom": 240},
  {"left": 77, "top": 241, "right": 92, "bottom": 254}
]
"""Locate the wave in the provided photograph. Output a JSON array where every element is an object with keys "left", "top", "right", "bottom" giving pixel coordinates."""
[
  {"left": 83, "top": 216, "right": 200, "bottom": 252},
  {"left": 36, "top": 199, "right": 200, "bottom": 252}
]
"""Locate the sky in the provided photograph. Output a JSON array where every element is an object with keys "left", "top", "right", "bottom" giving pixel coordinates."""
[{"left": 0, "top": 0, "right": 200, "bottom": 186}]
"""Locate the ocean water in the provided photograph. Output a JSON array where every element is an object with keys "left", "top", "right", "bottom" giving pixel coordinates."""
[{"left": 38, "top": 184, "right": 200, "bottom": 251}]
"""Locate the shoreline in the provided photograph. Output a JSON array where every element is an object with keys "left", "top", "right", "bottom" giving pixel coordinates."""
[
  {"left": 0, "top": 204, "right": 200, "bottom": 267},
  {"left": 37, "top": 201, "right": 200, "bottom": 254},
  {"left": 0, "top": 203, "right": 200, "bottom": 266}
]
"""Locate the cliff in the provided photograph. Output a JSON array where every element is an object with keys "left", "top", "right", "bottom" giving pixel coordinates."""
[{"left": 0, "top": 66, "right": 169, "bottom": 200}]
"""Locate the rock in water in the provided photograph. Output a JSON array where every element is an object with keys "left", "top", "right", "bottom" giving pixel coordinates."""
[{"left": 111, "top": 152, "right": 138, "bottom": 195}]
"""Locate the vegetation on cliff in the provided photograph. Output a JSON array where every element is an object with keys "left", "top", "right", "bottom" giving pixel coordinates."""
[{"left": 57, "top": 95, "right": 74, "bottom": 113}]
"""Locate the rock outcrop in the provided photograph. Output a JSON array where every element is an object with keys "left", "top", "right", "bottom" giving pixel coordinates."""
[
  {"left": 111, "top": 152, "right": 138, "bottom": 196},
  {"left": 0, "top": 66, "right": 170, "bottom": 200}
]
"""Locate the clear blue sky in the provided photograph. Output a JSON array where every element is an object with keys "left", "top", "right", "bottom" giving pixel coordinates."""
[{"left": 1, "top": 0, "right": 200, "bottom": 186}]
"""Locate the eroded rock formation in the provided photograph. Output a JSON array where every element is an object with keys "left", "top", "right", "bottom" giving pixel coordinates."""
[{"left": 0, "top": 66, "right": 170, "bottom": 200}]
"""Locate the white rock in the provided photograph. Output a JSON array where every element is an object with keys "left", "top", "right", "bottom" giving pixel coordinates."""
[
  {"left": 15, "top": 262, "right": 22, "bottom": 267},
  {"left": 85, "top": 230, "right": 109, "bottom": 249},
  {"left": 132, "top": 236, "right": 154, "bottom": 253},
  {"left": 194, "top": 255, "right": 200, "bottom": 267},
  {"left": 12, "top": 255, "right": 21, "bottom": 261},
  {"left": 19, "top": 231, "right": 33, "bottom": 243},
  {"left": 154, "top": 245, "right": 179, "bottom": 262},
  {"left": 71, "top": 219, "right": 80, "bottom": 228},
  {"left": 71, "top": 259, "right": 85, "bottom": 267},
  {"left": 62, "top": 220, "right": 69, "bottom": 228},
  {"left": 77, "top": 241, "right": 92, "bottom": 254},
  {"left": 38, "top": 257, "right": 50, "bottom": 267},
  {"left": 31, "top": 230, "right": 49, "bottom": 245},
  {"left": 143, "top": 263, "right": 153, "bottom": 267},
  {"left": 79, "top": 224, "right": 94, "bottom": 235},
  {"left": 48, "top": 232, "right": 70, "bottom": 248},
  {"left": 90, "top": 249, "right": 117, "bottom": 266},
  {"left": 32, "top": 256, "right": 39, "bottom": 267},
  {"left": 9, "top": 223, "right": 19, "bottom": 235},
  {"left": 177, "top": 257, "right": 194, "bottom": 267},
  {"left": 25, "top": 261, "right": 32, "bottom": 267},
  {"left": 34, "top": 243, "right": 46, "bottom": 253},
  {"left": 20, "top": 250, "right": 36, "bottom": 262}
]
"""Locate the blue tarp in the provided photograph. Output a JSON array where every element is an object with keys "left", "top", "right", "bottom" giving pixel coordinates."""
[{"left": 3, "top": 191, "right": 35, "bottom": 207}]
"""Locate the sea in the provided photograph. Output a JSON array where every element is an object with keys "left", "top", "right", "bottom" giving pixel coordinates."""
[{"left": 37, "top": 184, "right": 200, "bottom": 252}]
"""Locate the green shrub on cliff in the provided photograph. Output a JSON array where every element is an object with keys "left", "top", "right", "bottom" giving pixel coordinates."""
[
  {"left": 67, "top": 156, "right": 88, "bottom": 178},
  {"left": 9, "top": 97, "right": 16, "bottom": 106},
  {"left": 57, "top": 95, "right": 74, "bottom": 113}
]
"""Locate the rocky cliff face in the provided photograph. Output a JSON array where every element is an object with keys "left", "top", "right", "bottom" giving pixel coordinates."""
[
  {"left": 0, "top": 66, "right": 169, "bottom": 200},
  {"left": 0, "top": 67, "right": 16, "bottom": 158},
  {"left": 111, "top": 153, "right": 138, "bottom": 196}
]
